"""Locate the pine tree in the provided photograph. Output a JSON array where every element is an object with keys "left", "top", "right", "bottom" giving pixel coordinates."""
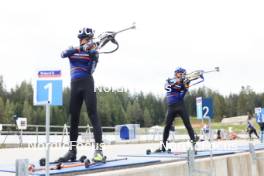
[
  {"left": 22, "top": 100, "right": 33, "bottom": 123},
  {"left": 0, "top": 97, "right": 5, "bottom": 123},
  {"left": 4, "top": 99, "right": 15, "bottom": 123},
  {"left": 143, "top": 108, "right": 152, "bottom": 127}
]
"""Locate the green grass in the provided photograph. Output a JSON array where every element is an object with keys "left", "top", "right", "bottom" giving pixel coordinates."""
[
  {"left": 174, "top": 117, "right": 259, "bottom": 134},
  {"left": 140, "top": 117, "right": 261, "bottom": 135}
]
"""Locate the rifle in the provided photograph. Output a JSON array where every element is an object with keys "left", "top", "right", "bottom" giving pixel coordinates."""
[
  {"left": 183, "top": 67, "right": 220, "bottom": 87},
  {"left": 93, "top": 23, "right": 136, "bottom": 54}
]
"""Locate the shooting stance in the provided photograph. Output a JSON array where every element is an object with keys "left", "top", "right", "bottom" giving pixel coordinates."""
[
  {"left": 58, "top": 24, "right": 135, "bottom": 163},
  {"left": 158, "top": 67, "right": 199, "bottom": 152},
  {"left": 60, "top": 27, "right": 104, "bottom": 162},
  {"left": 247, "top": 112, "right": 259, "bottom": 140}
]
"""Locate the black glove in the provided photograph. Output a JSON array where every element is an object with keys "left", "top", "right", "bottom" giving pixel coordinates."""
[
  {"left": 183, "top": 78, "right": 190, "bottom": 85},
  {"left": 80, "top": 42, "right": 96, "bottom": 51},
  {"left": 167, "top": 78, "right": 177, "bottom": 85}
]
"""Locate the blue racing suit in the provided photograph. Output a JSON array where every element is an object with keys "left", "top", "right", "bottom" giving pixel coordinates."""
[
  {"left": 61, "top": 47, "right": 98, "bottom": 80},
  {"left": 162, "top": 77, "right": 195, "bottom": 151},
  {"left": 165, "top": 78, "right": 188, "bottom": 105},
  {"left": 61, "top": 47, "right": 102, "bottom": 148}
]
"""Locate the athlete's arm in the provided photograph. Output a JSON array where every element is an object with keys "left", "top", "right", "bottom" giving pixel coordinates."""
[{"left": 61, "top": 46, "right": 80, "bottom": 58}]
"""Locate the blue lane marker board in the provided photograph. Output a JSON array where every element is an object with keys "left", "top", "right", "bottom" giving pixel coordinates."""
[
  {"left": 34, "top": 70, "right": 63, "bottom": 106},
  {"left": 255, "top": 107, "right": 264, "bottom": 123},
  {"left": 196, "top": 97, "right": 214, "bottom": 119}
]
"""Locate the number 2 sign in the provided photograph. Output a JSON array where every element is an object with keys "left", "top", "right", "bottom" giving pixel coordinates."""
[
  {"left": 255, "top": 107, "right": 264, "bottom": 123},
  {"left": 196, "top": 97, "right": 213, "bottom": 119},
  {"left": 34, "top": 70, "right": 63, "bottom": 106}
]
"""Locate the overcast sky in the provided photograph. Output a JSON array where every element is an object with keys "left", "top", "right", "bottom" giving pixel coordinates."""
[{"left": 0, "top": 0, "right": 264, "bottom": 96}]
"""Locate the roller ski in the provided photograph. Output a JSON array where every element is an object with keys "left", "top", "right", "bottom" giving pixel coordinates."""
[
  {"left": 28, "top": 158, "right": 127, "bottom": 172},
  {"left": 149, "top": 140, "right": 176, "bottom": 155},
  {"left": 39, "top": 154, "right": 87, "bottom": 166},
  {"left": 29, "top": 150, "right": 79, "bottom": 173},
  {"left": 146, "top": 148, "right": 172, "bottom": 155},
  {"left": 28, "top": 162, "right": 82, "bottom": 173},
  {"left": 29, "top": 158, "right": 87, "bottom": 172},
  {"left": 39, "top": 149, "right": 80, "bottom": 166}
]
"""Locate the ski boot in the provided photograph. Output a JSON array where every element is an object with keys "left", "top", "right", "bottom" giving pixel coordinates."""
[
  {"left": 92, "top": 150, "right": 106, "bottom": 162},
  {"left": 57, "top": 149, "right": 77, "bottom": 163},
  {"left": 154, "top": 148, "right": 165, "bottom": 153},
  {"left": 156, "top": 141, "right": 167, "bottom": 153},
  {"left": 92, "top": 143, "right": 106, "bottom": 162},
  {"left": 150, "top": 141, "right": 171, "bottom": 154},
  {"left": 191, "top": 135, "right": 200, "bottom": 155}
]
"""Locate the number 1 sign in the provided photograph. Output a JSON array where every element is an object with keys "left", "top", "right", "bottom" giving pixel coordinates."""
[
  {"left": 33, "top": 70, "right": 63, "bottom": 175},
  {"left": 34, "top": 70, "right": 63, "bottom": 106}
]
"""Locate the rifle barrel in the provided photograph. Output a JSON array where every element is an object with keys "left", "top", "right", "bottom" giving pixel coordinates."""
[
  {"left": 204, "top": 67, "right": 220, "bottom": 74},
  {"left": 115, "top": 24, "right": 136, "bottom": 35}
]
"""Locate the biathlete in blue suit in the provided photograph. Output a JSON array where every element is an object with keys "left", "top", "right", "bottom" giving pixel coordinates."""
[
  {"left": 59, "top": 27, "right": 104, "bottom": 162},
  {"left": 158, "top": 67, "right": 199, "bottom": 152},
  {"left": 247, "top": 112, "right": 259, "bottom": 140}
]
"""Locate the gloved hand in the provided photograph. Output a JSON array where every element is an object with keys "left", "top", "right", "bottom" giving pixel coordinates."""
[
  {"left": 167, "top": 78, "right": 177, "bottom": 85},
  {"left": 80, "top": 42, "right": 96, "bottom": 51},
  {"left": 87, "top": 50, "right": 99, "bottom": 60},
  {"left": 183, "top": 78, "right": 190, "bottom": 85},
  {"left": 182, "top": 78, "right": 190, "bottom": 88}
]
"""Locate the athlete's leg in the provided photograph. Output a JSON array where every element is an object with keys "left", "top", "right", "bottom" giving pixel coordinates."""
[
  {"left": 162, "top": 106, "right": 176, "bottom": 151},
  {"left": 249, "top": 129, "right": 253, "bottom": 139},
  {"left": 84, "top": 76, "right": 102, "bottom": 145},
  {"left": 253, "top": 129, "right": 259, "bottom": 138},
  {"left": 69, "top": 81, "right": 83, "bottom": 150},
  {"left": 57, "top": 80, "right": 83, "bottom": 162},
  {"left": 178, "top": 103, "right": 195, "bottom": 141}
]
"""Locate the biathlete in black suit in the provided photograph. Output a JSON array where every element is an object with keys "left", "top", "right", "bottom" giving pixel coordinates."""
[
  {"left": 157, "top": 67, "right": 199, "bottom": 152},
  {"left": 60, "top": 27, "right": 104, "bottom": 162}
]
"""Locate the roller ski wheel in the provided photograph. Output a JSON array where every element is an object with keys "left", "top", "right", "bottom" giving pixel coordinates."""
[
  {"left": 39, "top": 158, "right": 45, "bottom": 166},
  {"left": 84, "top": 158, "right": 91, "bottom": 168},
  {"left": 146, "top": 149, "right": 151, "bottom": 155},
  {"left": 28, "top": 164, "right": 35, "bottom": 172}
]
